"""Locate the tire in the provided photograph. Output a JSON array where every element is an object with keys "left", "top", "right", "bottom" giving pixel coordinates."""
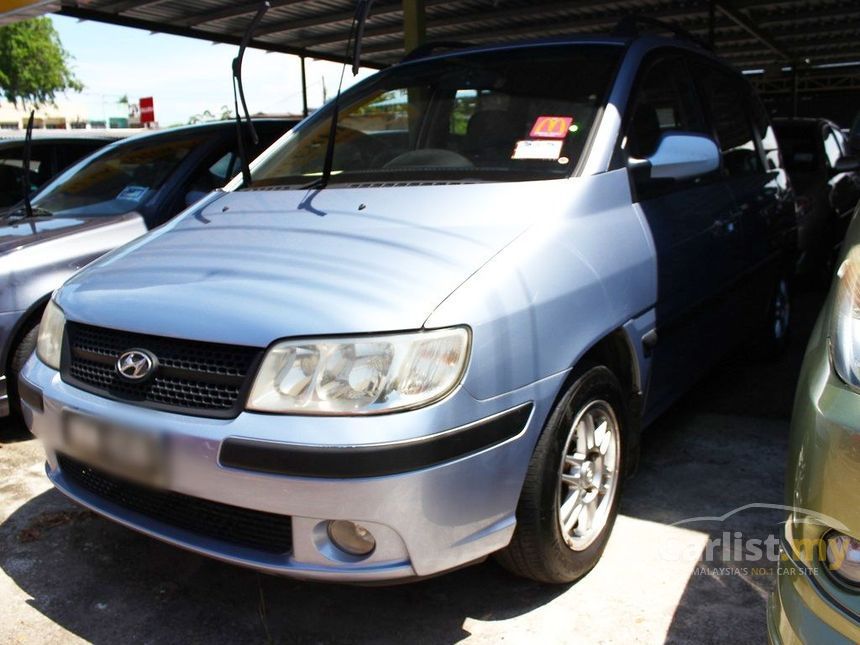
[
  {"left": 754, "top": 275, "right": 791, "bottom": 360},
  {"left": 8, "top": 320, "right": 39, "bottom": 418},
  {"left": 496, "top": 365, "right": 626, "bottom": 584}
]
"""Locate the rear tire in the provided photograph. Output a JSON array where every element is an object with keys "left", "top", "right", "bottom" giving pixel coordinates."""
[
  {"left": 753, "top": 275, "right": 791, "bottom": 360},
  {"left": 496, "top": 365, "right": 626, "bottom": 584}
]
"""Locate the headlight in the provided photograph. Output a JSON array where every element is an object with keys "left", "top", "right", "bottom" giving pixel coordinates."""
[
  {"left": 825, "top": 531, "right": 860, "bottom": 585},
  {"left": 247, "top": 327, "right": 470, "bottom": 414},
  {"left": 36, "top": 299, "right": 66, "bottom": 370},
  {"left": 831, "top": 247, "right": 860, "bottom": 390}
]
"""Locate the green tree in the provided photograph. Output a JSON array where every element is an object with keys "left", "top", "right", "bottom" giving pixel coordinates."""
[{"left": 0, "top": 18, "right": 83, "bottom": 107}]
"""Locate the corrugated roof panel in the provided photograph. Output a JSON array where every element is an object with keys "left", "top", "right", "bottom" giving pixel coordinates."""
[{"left": 2, "top": 0, "right": 851, "bottom": 71}]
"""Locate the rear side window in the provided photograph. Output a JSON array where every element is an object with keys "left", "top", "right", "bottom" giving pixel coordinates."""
[
  {"left": 625, "top": 54, "right": 707, "bottom": 159},
  {"left": 693, "top": 64, "right": 764, "bottom": 177},
  {"left": 823, "top": 128, "right": 842, "bottom": 168}
]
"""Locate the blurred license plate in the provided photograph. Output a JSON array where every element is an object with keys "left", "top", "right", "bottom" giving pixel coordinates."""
[{"left": 63, "top": 412, "right": 164, "bottom": 484}]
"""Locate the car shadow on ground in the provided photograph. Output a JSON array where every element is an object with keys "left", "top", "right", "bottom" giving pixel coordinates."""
[
  {"left": 0, "top": 291, "right": 826, "bottom": 644},
  {"left": 1, "top": 486, "right": 571, "bottom": 643},
  {"left": 619, "top": 288, "right": 826, "bottom": 644}
]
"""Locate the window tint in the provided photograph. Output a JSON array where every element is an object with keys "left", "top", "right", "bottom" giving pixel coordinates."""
[
  {"left": 250, "top": 45, "right": 621, "bottom": 186},
  {"left": 33, "top": 134, "right": 204, "bottom": 217},
  {"left": 55, "top": 141, "right": 105, "bottom": 171},
  {"left": 694, "top": 64, "right": 763, "bottom": 177},
  {"left": 626, "top": 55, "right": 706, "bottom": 159},
  {"left": 823, "top": 128, "right": 842, "bottom": 168}
]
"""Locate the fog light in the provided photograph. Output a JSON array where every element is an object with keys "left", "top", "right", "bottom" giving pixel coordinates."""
[
  {"left": 327, "top": 520, "right": 376, "bottom": 556},
  {"left": 825, "top": 531, "right": 860, "bottom": 585}
]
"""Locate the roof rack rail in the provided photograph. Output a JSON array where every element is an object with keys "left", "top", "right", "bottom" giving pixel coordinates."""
[
  {"left": 612, "top": 15, "right": 713, "bottom": 51},
  {"left": 402, "top": 41, "right": 472, "bottom": 62}
]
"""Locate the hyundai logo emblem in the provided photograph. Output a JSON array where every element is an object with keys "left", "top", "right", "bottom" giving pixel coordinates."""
[{"left": 116, "top": 349, "right": 157, "bottom": 381}]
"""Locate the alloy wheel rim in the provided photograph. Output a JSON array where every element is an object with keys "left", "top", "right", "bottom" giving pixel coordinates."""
[
  {"left": 557, "top": 399, "right": 620, "bottom": 551},
  {"left": 773, "top": 279, "right": 790, "bottom": 340}
]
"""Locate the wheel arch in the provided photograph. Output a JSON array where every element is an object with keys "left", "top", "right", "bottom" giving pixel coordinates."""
[
  {"left": 3, "top": 292, "right": 50, "bottom": 378},
  {"left": 552, "top": 327, "right": 644, "bottom": 477}
]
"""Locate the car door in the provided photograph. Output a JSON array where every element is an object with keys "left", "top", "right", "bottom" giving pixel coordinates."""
[
  {"left": 692, "top": 60, "right": 794, "bottom": 337},
  {"left": 623, "top": 52, "right": 739, "bottom": 421}
]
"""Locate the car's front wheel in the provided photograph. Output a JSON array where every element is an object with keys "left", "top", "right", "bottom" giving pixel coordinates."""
[{"left": 496, "top": 365, "right": 625, "bottom": 584}]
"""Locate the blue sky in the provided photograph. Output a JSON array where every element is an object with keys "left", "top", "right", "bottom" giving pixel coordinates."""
[{"left": 51, "top": 15, "right": 373, "bottom": 126}]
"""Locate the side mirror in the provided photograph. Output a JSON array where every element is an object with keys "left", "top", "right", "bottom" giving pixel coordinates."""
[
  {"left": 630, "top": 132, "right": 721, "bottom": 181},
  {"left": 834, "top": 156, "right": 860, "bottom": 173}
]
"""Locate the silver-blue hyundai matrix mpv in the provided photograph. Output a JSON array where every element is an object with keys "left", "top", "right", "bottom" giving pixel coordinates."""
[{"left": 20, "top": 31, "right": 796, "bottom": 584}]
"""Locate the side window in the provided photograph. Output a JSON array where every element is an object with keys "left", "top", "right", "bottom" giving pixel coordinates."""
[
  {"left": 823, "top": 128, "right": 842, "bottom": 168},
  {"left": 184, "top": 146, "right": 236, "bottom": 199},
  {"left": 0, "top": 143, "right": 55, "bottom": 191},
  {"left": 694, "top": 64, "right": 764, "bottom": 177},
  {"left": 208, "top": 151, "right": 238, "bottom": 183},
  {"left": 625, "top": 55, "right": 707, "bottom": 159},
  {"left": 450, "top": 89, "right": 479, "bottom": 136}
]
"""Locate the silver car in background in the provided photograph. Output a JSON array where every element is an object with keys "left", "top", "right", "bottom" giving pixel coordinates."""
[{"left": 0, "top": 119, "right": 295, "bottom": 419}]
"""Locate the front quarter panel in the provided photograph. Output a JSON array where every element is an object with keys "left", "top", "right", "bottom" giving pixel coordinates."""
[
  {"left": 0, "top": 214, "right": 149, "bottom": 315},
  {"left": 0, "top": 214, "right": 149, "bottom": 379},
  {"left": 426, "top": 169, "right": 656, "bottom": 400}
]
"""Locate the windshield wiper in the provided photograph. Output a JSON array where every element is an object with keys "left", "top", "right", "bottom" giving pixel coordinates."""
[
  {"left": 233, "top": 1, "right": 269, "bottom": 188},
  {"left": 304, "top": 0, "right": 375, "bottom": 191},
  {"left": 2, "top": 205, "right": 52, "bottom": 222}
]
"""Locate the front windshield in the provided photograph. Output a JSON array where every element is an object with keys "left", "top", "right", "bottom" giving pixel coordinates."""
[
  {"left": 251, "top": 44, "right": 621, "bottom": 186},
  {"left": 32, "top": 134, "right": 205, "bottom": 217}
]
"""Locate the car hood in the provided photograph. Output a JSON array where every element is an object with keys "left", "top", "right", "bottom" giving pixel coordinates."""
[
  {"left": 59, "top": 182, "right": 573, "bottom": 347},
  {"left": 0, "top": 214, "right": 131, "bottom": 255}
]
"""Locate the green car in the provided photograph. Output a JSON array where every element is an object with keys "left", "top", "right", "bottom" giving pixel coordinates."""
[{"left": 769, "top": 204, "right": 860, "bottom": 643}]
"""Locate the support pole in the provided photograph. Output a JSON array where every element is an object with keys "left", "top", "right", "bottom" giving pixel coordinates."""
[
  {"left": 402, "top": 0, "right": 426, "bottom": 55},
  {"left": 300, "top": 55, "right": 309, "bottom": 117}
]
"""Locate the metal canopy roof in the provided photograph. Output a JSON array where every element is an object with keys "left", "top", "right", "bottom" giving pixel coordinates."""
[{"left": 49, "top": 0, "right": 860, "bottom": 71}]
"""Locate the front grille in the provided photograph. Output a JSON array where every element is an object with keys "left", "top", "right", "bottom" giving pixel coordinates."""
[
  {"left": 58, "top": 454, "right": 293, "bottom": 554},
  {"left": 61, "top": 322, "right": 262, "bottom": 419}
]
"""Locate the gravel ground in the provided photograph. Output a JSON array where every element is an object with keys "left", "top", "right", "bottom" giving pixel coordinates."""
[{"left": 0, "top": 291, "right": 824, "bottom": 644}]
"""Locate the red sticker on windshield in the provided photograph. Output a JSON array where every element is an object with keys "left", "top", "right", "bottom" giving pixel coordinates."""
[{"left": 530, "top": 116, "right": 573, "bottom": 139}]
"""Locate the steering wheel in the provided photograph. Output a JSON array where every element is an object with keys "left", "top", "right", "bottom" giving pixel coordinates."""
[{"left": 333, "top": 126, "right": 388, "bottom": 168}]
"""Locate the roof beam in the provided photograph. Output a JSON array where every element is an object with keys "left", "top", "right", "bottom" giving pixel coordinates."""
[
  {"left": 717, "top": 24, "right": 860, "bottom": 48},
  {"left": 733, "top": 52, "right": 860, "bottom": 70},
  {"left": 183, "top": 0, "right": 321, "bottom": 27},
  {"left": 714, "top": 1, "right": 794, "bottom": 62},
  {"left": 251, "top": 0, "right": 456, "bottom": 38},
  {"left": 721, "top": 36, "right": 859, "bottom": 57},
  {"left": 56, "top": 5, "right": 386, "bottom": 68},
  {"left": 283, "top": 0, "right": 676, "bottom": 48},
  {"left": 96, "top": 0, "right": 172, "bottom": 15}
]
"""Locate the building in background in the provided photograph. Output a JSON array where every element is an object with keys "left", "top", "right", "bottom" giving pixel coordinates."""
[{"left": 0, "top": 96, "right": 152, "bottom": 132}]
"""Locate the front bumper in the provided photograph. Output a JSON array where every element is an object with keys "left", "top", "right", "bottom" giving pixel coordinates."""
[
  {"left": 771, "top": 312, "right": 860, "bottom": 641},
  {"left": 20, "top": 355, "right": 564, "bottom": 582},
  {"left": 768, "top": 541, "right": 860, "bottom": 644}
]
